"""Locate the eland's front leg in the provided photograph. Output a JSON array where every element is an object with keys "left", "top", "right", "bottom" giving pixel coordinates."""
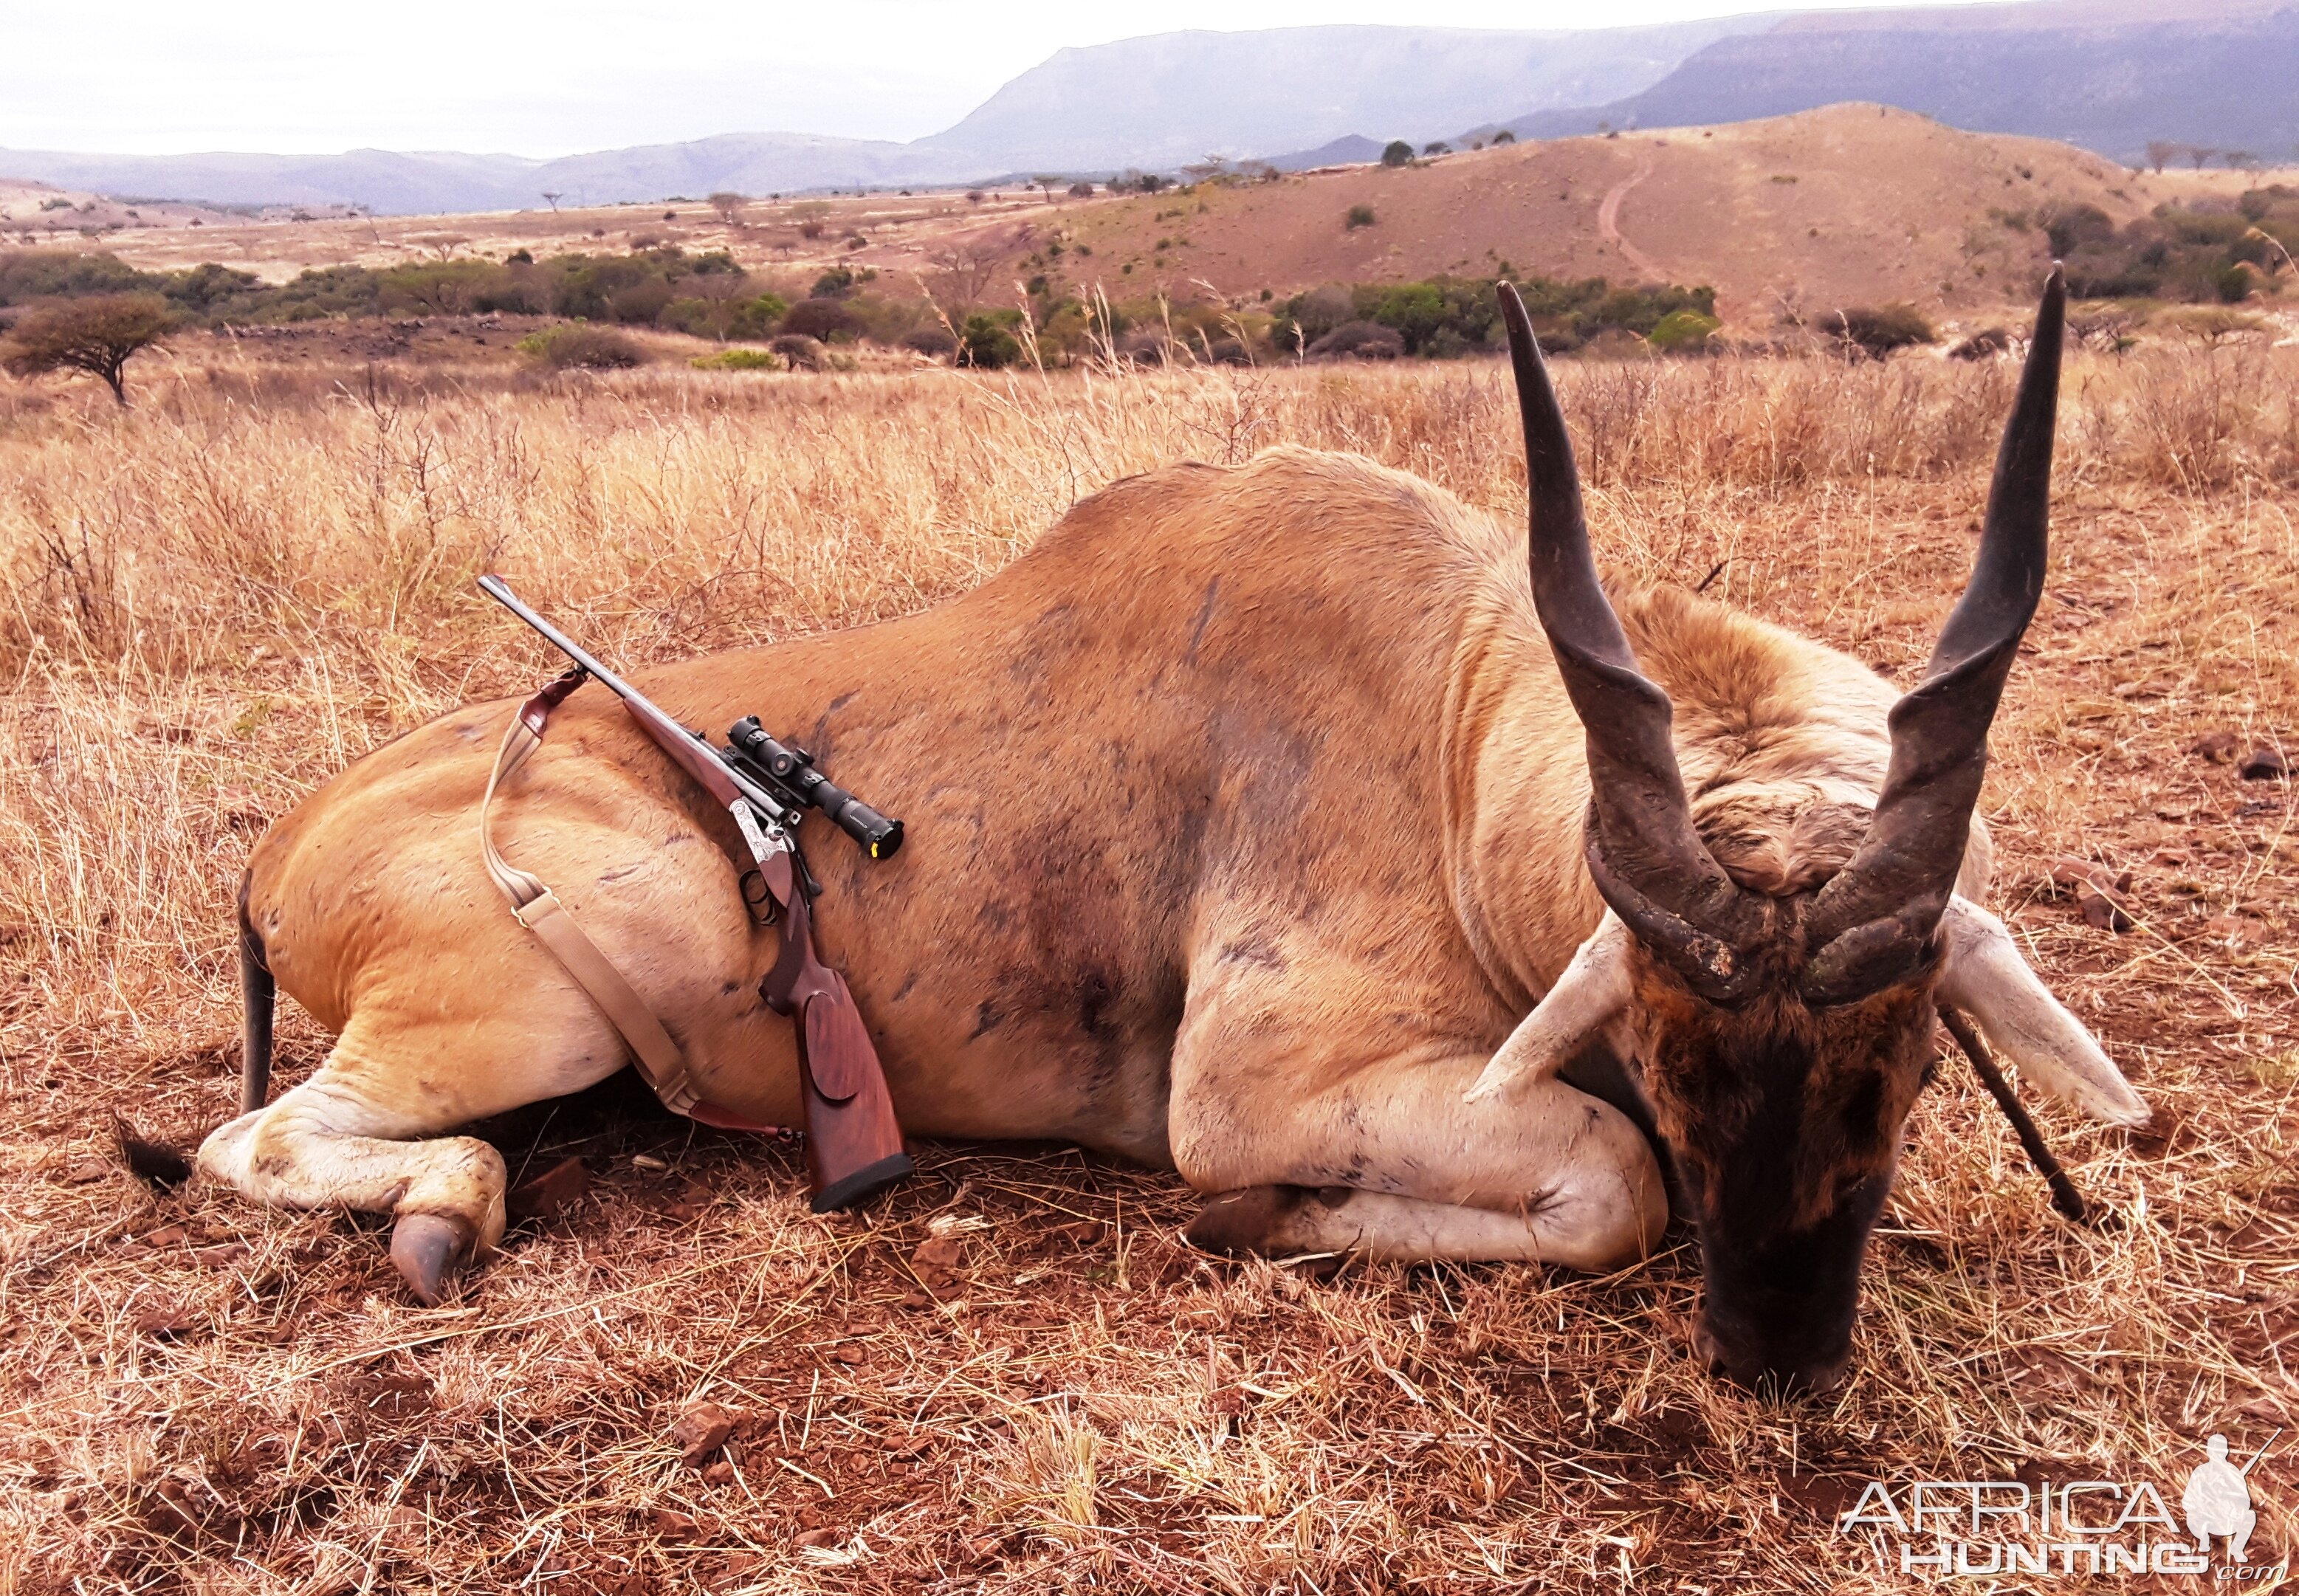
[{"left": 1170, "top": 1039, "right": 1666, "bottom": 1272}]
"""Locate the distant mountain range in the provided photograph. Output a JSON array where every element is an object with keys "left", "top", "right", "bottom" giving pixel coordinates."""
[
  {"left": 1, "top": 1, "right": 2293, "bottom": 216},
  {"left": 1494, "top": 0, "right": 2299, "bottom": 166},
  {"left": 0, "top": 19, "right": 1780, "bottom": 214}
]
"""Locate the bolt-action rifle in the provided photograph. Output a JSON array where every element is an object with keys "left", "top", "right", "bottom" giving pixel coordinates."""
[{"left": 478, "top": 575, "right": 912, "bottom": 1211}]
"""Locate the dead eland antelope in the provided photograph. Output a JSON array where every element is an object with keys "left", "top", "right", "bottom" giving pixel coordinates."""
[{"left": 198, "top": 273, "right": 2143, "bottom": 1390}]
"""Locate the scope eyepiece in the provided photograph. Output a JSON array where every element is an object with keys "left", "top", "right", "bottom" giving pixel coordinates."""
[{"left": 833, "top": 800, "right": 904, "bottom": 859}]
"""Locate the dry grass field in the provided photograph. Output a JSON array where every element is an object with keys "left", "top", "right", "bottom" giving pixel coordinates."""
[{"left": 1, "top": 340, "right": 2297, "bottom": 1593}]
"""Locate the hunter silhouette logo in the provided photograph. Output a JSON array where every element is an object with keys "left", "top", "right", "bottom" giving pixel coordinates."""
[
  {"left": 1838, "top": 1432, "right": 2284, "bottom": 1578},
  {"left": 2184, "top": 1433, "right": 2266, "bottom": 1562}
]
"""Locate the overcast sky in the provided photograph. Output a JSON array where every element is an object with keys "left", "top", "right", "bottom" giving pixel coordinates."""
[{"left": 2, "top": 0, "right": 1982, "bottom": 157}]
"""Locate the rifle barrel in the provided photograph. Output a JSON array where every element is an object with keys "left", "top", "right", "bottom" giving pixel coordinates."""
[
  {"left": 478, "top": 574, "right": 644, "bottom": 704},
  {"left": 478, "top": 574, "right": 795, "bottom": 825}
]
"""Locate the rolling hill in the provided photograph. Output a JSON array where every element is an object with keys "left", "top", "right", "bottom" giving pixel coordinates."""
[{"left": 961, "top": 104, "right": 2234, "bottom": 327}]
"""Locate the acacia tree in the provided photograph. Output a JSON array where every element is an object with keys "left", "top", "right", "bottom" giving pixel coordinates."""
[
  {"left": 1, "top": 293, "right": 177, "bottom": 405},
  {"left": 708, "top": 190, "right": 748, "bottom": 225}
]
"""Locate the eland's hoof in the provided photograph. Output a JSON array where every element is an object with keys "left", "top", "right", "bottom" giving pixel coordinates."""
[
  {"left": 389, "top": 1212, "right": 475, "bottom": 1306},
  {"left": 1182, "top": 1184, "right": 1327, "bottom": 1255}
]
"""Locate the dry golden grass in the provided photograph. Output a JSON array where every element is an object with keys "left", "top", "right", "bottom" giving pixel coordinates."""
[{"left": 1, "top": 343, "right": 2297, "bottom": 1593}]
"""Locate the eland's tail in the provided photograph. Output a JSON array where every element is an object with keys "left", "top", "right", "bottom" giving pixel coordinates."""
[{"left": 238, "top": 870, "right": 273, "bottom": 1115}]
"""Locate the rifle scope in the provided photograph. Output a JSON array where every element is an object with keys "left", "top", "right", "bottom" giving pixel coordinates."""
[{"left": 726, "top": 717, "right": 904, "bottom": 860}]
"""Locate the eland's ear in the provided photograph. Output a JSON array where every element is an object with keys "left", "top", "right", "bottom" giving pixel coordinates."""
[
  {"left": 1466, "top": 913, "right": 1636, "bottom": 1102},
  {"left": 1938, "top": 896, "right": 2151, "bottom": 1127}
]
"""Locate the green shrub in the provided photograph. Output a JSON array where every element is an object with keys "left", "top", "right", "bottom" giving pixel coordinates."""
[
  {"left": 516, "top": 324, "right": 647, "bottom": 368},
  {"left": 165, "top": 261, "right": 264, "bottom": 312},
  {"left": 2042, "top": 190, "right": 2299, "bottom": 300},
  {"left": 726, "top": 292, "right": 788, "bottom": 340},
  {"left": 1344, "top": 204, "right": 1376, "bottom": 230},
  {"left": 1647, "top": 309, "right": 1721, "bottom": 352},
  {"left": 690, "top": 348, "right": 777, "bottom": 371},
  {"left": 1381, "top": 140, "right": 1413, "bottom": 168},
  {"left": 1273, "top": 274, "right": 1716, "bottom": 358},
  {"left": 956, "top": 312, "right": 1023, "bottom": 368}
]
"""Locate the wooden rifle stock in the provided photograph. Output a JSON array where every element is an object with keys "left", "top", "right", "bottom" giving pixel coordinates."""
[
  {"left": 609, "top": 701, "right": 909, "bottom": 1208},
  {"left": 757, "top": 851, "right": 913, "bottom": 1210}
]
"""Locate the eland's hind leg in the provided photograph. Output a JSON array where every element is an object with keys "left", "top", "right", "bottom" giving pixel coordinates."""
[{"left": 196, "top": 1010, "right": 625, "bottom": 1304}]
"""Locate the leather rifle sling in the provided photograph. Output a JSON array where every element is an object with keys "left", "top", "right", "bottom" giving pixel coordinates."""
[{"left": 480, "top": 668, "right": 786, "bottom": 1135}]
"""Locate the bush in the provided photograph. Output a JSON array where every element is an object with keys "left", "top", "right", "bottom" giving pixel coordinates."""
[
  {"left": 769, "top": 333, "right": 827, "bottom": 371},
  {"left": 606, "top": 278, "right": 673, "bottom": 325},
  {"left": 1819, "top": 303, "right": 1937, "bottom": 360},
  {"left": 1271, "top": 274, "right": 1714, "bottom": 359},
  {"left": 2039, "top": 190, "right": 2299, "bottom": 301},
  {"left": 1646, "top": 309, "right": 1721, "bottom": 353},
  {"left": 1381, "top": 140, "right": 1413, "bottom": 168},
  {"left": 0, "top": 292, "right": 176, "bottom": 404},
  {"left": 516, "top": 324, "right": 646, "bottom": 368},
  {"left": 901, "top": 326, "right": 958, "bottom": 359},
  {"left": 725, "top": 293, "right": 788, "bottom": 340},
  {"left": 1948, "top": 327, "right": 2012, "bottom": 360},
  {"left": 781, "top": 297, "right": 860, "bottom": 343},
  {"left": 2042, "top": 204, "right": 2116, "bottom": 261},
  {"left": 1307, "top": 320, "right": 1403, "bottom": 360},
  {"left": 1493, "top": 130, "right": 1516, "bottom": 145},
  {"left": 690, "top": 348, "right": 777, "bottom": 371},
  {"left": 956, "top": 313, "right": 1023, "bottom": 368},
  {"left": 1344, "top": 204, "right": 1376, "bottom": 230},
  {"left": 1278, "top": 283, "right": 1356, "bottom": 350}
]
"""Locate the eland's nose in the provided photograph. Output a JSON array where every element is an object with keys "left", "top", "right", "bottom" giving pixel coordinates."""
[{"left": 1692, "top": 1319, "right": 1850, "bottom": 1396}]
